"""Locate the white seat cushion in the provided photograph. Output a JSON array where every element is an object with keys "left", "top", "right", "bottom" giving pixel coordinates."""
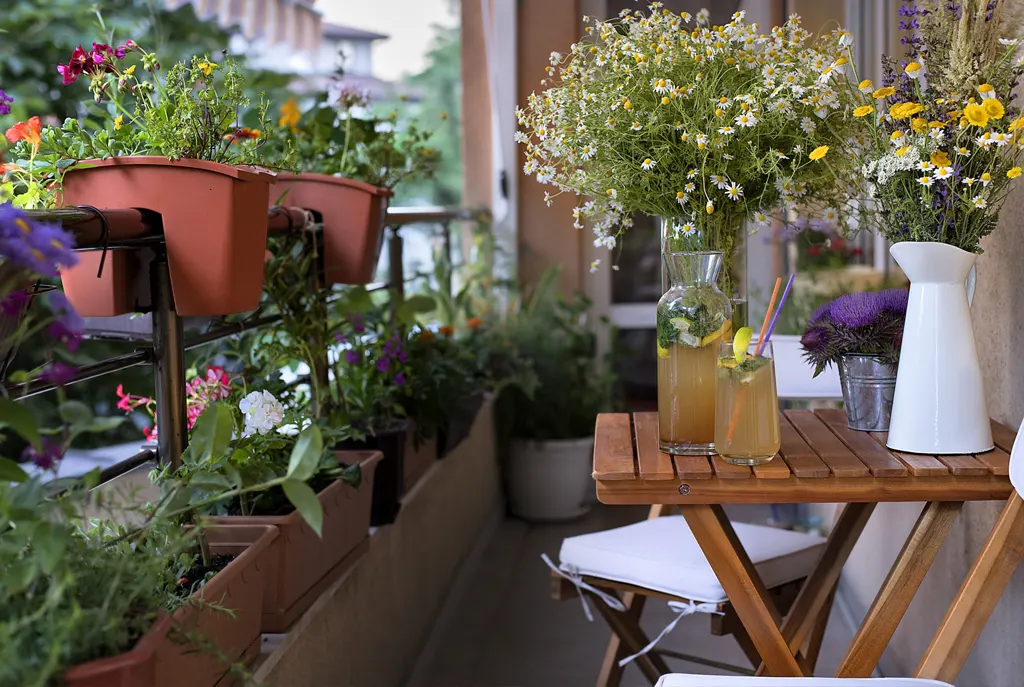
[
  {"left": 655, "top": 677, "right": 951, "bottom": 687},
  {"left": 558, "top": 516, "right": 826, "bottom": 604}
]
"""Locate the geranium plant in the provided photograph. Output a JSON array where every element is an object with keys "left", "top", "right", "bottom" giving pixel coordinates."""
[
  {"left": 515, "top": 6, "right": 865, "bottom": 261},
  {"left": 857, "top": 0, "right": 1024, "bottom": 252},
  {"left": 800, "top": 289, "right": 909, "bottom": 376},
  {"left": 264, "top": 90, "right": 438, "bottom": 188}
]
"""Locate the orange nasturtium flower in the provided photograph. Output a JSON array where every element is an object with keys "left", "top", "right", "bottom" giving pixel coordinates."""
[
  {"left": 279, "top": 97, "right": 301, "bottom": 130},
  {"left": 5, "top": 116, "right": 42, "bottom": 152},
  {"left": 439, "top": 325, "right": 455, "bottom": 337},
  {"left": 420, "top": 329, "right": 435, "bottom": 342},
  {"left": 467, "top": 317, "right": 483, "bottom": 329}
]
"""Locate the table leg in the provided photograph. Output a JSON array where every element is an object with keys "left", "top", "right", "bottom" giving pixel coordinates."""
[
  {"left": 916, "top": 494, "right": 1024, "bottom": 683},
  {"left": 756, "top": 502, "right": 876, "bottom": 676},
  {"left": 835, "top": 501, "right": 963, "bottom": 678},
  {"left": 679, "top": 504, "right": 803, "bottom": 676}
]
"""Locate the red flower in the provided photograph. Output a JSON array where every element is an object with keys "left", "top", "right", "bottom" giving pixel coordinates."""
[
  {"left": 224, "top": 127, "right": 261, "bottom": 145},
  {"left": 5, "top": 117, "right": 42, "bottom": 152},
  {"left": 807, "top": 246, "right": 821, "bottom": 257},
  {"left": 57, "top": 45, "right": 90, "bottom": 85}
]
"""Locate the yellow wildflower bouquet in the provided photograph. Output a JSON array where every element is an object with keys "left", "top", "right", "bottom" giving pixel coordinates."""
[
  {"left": 858, "top": 0, "right": 1024, "bottom": 253},
  {"left": 515, "top": 5, "right": 865, "bottom": 261}
]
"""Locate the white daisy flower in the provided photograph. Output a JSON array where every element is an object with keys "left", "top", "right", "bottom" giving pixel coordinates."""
[
  {"left": 800, "top": 117, "right": 816, "bottom": 134},
  {"left": 723, "top": 153, "right": 734, "bottom": 160},
  {"left": 718, "top": 126, "right": 736, "bottom": 135},
  {"left": 579, "top": 144, "right": 595, "bottom": 160},
  {"left": 726, "top": 183, "right": 743, "bottom": 201},
  {"left": 684, "top": 182, "right": 696, "bottom": 192},
  {"left": 536, "top": 167, "right": 554, "bottom": 184},
  {"left": 754, "top": 211, "right": 771, "bottom": 226},
  {"left": 973, "top": 196, "right": 987, "bottom": 208},
  {"left": 641, "top": 158, "right": 657, "bottom": 171},
  {"left": 963, "top": 177, "right": 976, "bottom": 186},
  {"left": 676, "top": 191, "right": 689, "bottom": 207},
  {"left": 928, "top": 129, "right": 945, "bottom": 142},
  {"left": 631, "top": 121, "right": 642, "bottom": 131},
  {"left": 918, "top": 175, "right": 934, "bottom": 187},
  {"left": 523, "top": 159, "right": 539, "bottom": 175},
  {"left": 687, "top": 169, "right": 699, "bottom": 179},
  {"left": 606, "top": 188, "right": 617, "bottom": 199},
  {"left": 590, "top": 259, "right": 601, "bottom": 273},
  {"left": 735, "top": 112, "right": 758, "bottom": 128},
  {"left": 822, "top": 207, "right": 839, "bottom": 223},
  {"left": 710, "top": 174, "right": 729, "bottom": 189},
  {"left": 651, "top": 78, "right": 671, "bottom": 94},
  {"left": 696, "top": 134, "right": 709, "bottom": 146},
  {"left": 934, "top": 166, "right": 953, "bottom": 180},
  {"left": 680, "top": 221, "right": 697, "bottom": 236},
  {"left": 513, "top": 131, "right": 529, "bottom": 143},
  {"left": 994, "top": 132, "right": 1010, "bottom": 147}
]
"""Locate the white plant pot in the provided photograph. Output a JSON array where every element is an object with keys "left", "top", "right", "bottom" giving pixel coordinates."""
[
  {"left": 887, "top": 241, "right": 992, "bottom": 454},
  {"left": 507, "top": 437, "right": 594, "bottom": 522}
]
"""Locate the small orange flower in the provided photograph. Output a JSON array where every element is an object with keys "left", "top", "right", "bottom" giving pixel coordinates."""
[
  {"left": 439, "top": 325, "right": 454, "bottom": 337},
  {"left": 467, "top": 317, "right": 483, "bottom": 329},
  {"left": 5, "top": 116, "right": 42, "bottom": 152},
  {"left": 420, "top": 330, "right": 435, "bottom": 342}
]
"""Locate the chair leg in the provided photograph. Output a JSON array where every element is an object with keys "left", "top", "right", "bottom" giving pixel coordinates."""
[
  {"left": 733, "top": 624, "right": 764, "bottom": 669},
  {"left": 798, "top": 587, "right": 835, "bottom": 675},
  {"left": 591, "top": 593, "right": 670, "bottom": 685},
  {"left": 595, "top": 503, "right": 671, "bottom": 687}
]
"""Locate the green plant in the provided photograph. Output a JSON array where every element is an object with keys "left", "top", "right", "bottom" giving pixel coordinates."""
[
  {"left": 515, "top": 7, "right": 864, "bottom": 258},
  {"left": 264, "top": 91, "right": 438, "bottom": 189},
  {"left": 493, "top": 269, "right": 614, "bottom": 441},
  {"left": 403, "top": 327, "right": 479, "bottom": 443}
]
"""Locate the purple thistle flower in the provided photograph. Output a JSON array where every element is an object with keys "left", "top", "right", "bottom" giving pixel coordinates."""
[
  {"left": 21, "top": 437, "right": 64, "bottom": 471},
  {"left": 38, "top": 361, "right": 77, "bottom": 387},
  {"left": 808, "top": 301, "right": 832, "bottom": 325},
  {"left": 0, "top": 90, "right": 12, "bottom": 116},
  {"left": 376, "top": 357, "right": 391, "bottom": 372},
  {"left": 0, "top": 289, "right": 29, "bottom": 317},
  {"left": 800, "top": 325, "right": 830, "bottom": 359},
  {"left": 829, "top": 292, "right": 883, "bottom": 329},
  {"left": 394, "top": 372, "right": 406, "bottom": 387},
  {"left": 876, "top": 288, "right": 909, "bottom": 315},
  {"left": 344, "top": 349, "right": 362, "bottom": 365}
]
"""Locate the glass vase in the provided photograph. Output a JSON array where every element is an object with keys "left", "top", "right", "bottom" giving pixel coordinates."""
[{"left": 657, "top": 250, "right": 732, "bottom": 456}]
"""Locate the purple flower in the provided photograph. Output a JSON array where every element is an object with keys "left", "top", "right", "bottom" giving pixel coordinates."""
[
  {"left": 829, "top": 292, "right": 882, "bottom": 329},
  {"left": 344, "top": 349, "right": 362, "bottom": 365},
  {"left": 38, "top": 361, "right": 77, "bottom": 387},
  {"left": 808, "top": 301, "right": 832, "bottom": 325},
  {"left": 376, "top": 357, "right": 391, "bottom": 372},
  {"left": 334, "top": 331, "right": 347, "bottom": 344},
  {"left": 394, "top": 372, "right": 406, "bottom": 387},
  {"left": 349, "top": 313, "right": 365, "bottom": 334},
  {"left": 397, "top": 350, "right": 407, "bottom": 363},
  {"left": 0, "top": 90, "right": 12, "bottom": 116},
  {"left": 800, "top": 325, "right": 830, "bottom": 358},
  {"left": 47, "top": 291, "right": 84, "bottom": 349},
  {"left": 21, "top": 437, "right": 64, "bottom": 471},
  {"left": 876, "top": 288, "right": 909, "bottom": 315},
  {"left": 0, "top": 290, "right": 29, "bottom": 317},
  {"left": 0, "top": 204, "right": 79, "bottom": 277}
]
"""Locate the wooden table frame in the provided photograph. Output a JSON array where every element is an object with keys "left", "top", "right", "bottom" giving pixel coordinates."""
[{"left": 593, "top": 409, "right": 1020, "bottom": 679}]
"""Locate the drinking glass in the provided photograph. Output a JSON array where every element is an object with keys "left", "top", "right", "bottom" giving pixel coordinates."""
[{"left": 714, "top": 339, "right": 780, "bottom": 465}]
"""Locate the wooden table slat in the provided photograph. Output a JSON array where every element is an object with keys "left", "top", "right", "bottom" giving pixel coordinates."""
[
  {"left": 786, "top": 410, "right": 870, "bottom": 478},
  {"left": 991, "top": 419, "right": 1017, "bottom": 454},
  {"left": 871, "top": 433, "right": 950, "bottom": 477},
  {"left": 674, "top": 454, "right": 714, "bottom": 480},
  {"left": 816, "top": 409, "right": 908, "bottom": 478},
  {"left": 975, "top": 447, "right": 1010, "bottom": 477},
  {"left": 593, "top": 413, "right": 637, "bottom": 480},
  {"left": 711, "top": 455, "right": 752, "bottom": 479},
  {"left": 934, "top": 454, "right": 989, "bottom": 477},
  {"left": 632, "top": 412, "right": 676, "bottom": 480},
  {"left": 778, "top": 413, "right": 831, "bottom": 479},
  {"left": 753, "top": 455, "right": 792, "bottom": 479}
]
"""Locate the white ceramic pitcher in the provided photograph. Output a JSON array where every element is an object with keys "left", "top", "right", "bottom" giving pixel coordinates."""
[{"left": 886, "top": 242, "right": 993, "bottom": 454}]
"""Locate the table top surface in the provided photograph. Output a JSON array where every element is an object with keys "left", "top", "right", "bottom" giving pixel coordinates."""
[{"left": 594, "top": 409, "right": 1014, "bottom": 505}]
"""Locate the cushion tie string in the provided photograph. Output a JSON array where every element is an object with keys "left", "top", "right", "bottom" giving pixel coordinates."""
[
  {"left": 618, "top": 599, "right": 723, "bottom": 668},
  {"left": 540, "top": 553, "right": 626, "bottom": 622}
]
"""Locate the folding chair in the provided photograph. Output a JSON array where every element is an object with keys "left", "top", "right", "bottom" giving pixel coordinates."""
[{"left": 649, "top": 421, "right": 1024, "bottom": 686}]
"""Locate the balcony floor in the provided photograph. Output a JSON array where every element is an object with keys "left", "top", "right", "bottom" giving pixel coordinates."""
[{"left": 409, "top": 503, "right": 856, "bottom": 686}]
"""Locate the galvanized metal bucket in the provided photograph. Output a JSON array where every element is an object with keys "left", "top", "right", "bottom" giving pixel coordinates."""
[{"left": 837, "top": 354, "right": 897, "bottom": 432}]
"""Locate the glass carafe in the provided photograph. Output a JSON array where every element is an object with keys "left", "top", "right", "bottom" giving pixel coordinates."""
[{"left": 657, "top": 251, "right": 732, "bottom": 455}]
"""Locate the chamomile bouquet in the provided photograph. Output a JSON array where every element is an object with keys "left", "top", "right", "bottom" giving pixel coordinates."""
[
  {"left": 515, "top": 5, "right": 866, "bottom": 271},
  {"left": 858, "top": 0, "right": 1024, "bottom": 252}
]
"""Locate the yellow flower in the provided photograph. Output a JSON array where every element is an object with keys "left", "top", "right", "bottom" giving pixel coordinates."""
[
  {"left": 441, "top": 111, "right": 449, "bottom": 120},
  {"left": 198, "top": 61, "right": 213, "bottom": 76},
  {"left": 125, "top": 65, "right": 136, "bottom": 76},
  {"left": 706, "top": 201, "right": 715, "bottom": 214},
  {"left": 623, "top": 100, "right": 633, "bottom": 110},
  {"left": 853, "top": 104, "right": 874, "bottom": 117},
  {"left": 1010, "top": 116, "right": 1024, "bottom": 132},
  {"left": 895, "top": 145, "right": 911, "bottom": 156},
  {"left": 278, "top": 97, "right": 301, "bottom": 130},
  {"left": 113, "top": 115, "right": 123, "bottom": 131},
  {"left": 964, "top": 103, "right": 989, "bottom": 127},
  {"left": 872, "top": 86, "right": 895, "bottom": 99},
  {"left": 982, "top": 172, "right": 992, "bottom": 184},
  {"left": 858, "top": 79, "right": 873, "bottom": 92},
  {"left": 1009, "top": 167, "right": 1022, "bottom": 179},
  {"left": 930, "top": 150, "right": 951, "bottom": 167},
  {"left": 889, "top": 102, "right": 923, "bottom": 120},
  {"left": 978, "top": 83, "right": 995, "bottom": 99},
  {"left": 911, "top": 117, "right": 928, "bottom": 133},
  {"left": 928, "top": 120, "right": 944, "bottom": 129},
  {"left": 809, "top": 145, "right": 829, "bottom": 161},
  {"left": 890, "top": 130, "right": 906, "bottom": 142},
  {"left": 661, "top": 96, "right": 670, "bottom": 105},
  {"left": 982, "top": 98, "right": 1005, "bottom": 120},
  {"left": 905, "top": 61, "right": 923, "bottom": 78}
]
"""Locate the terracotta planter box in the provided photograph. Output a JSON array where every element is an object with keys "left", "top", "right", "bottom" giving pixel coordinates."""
[
  {"left": 403, "top": 424, "right": 437, "bottom": 496},
  {"left": 334, "top": 420, "right": 409, "bottom": 527},
  {"left": 62, "top": 524, "right": 277, "bottom": 687},
  {"left": 438, "top": 390, "right": 487, "bottom": 459},
  {"left": 270, "top": 173, "right": 391, "bottom": 284},
  {"left": 60, "top": 157, "right": 275, "bottom": 316},
  {"left": 61, "top": 250, "right": 144, "bottom": 317},
  {"left": 206, "top": 451, "right": 381, "bottom": 632}
]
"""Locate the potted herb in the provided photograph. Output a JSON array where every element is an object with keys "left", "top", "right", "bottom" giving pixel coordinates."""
[
  {"left": 496, "top": 269, "right": 614, "bottom": 522},
  {"left": 263, "top": 91, "right": 438, "bottom": 284},
  {"left": 800, "top": 289, "right": 908, "bottom": 431},
  {"left": 15, "top": 42, "right": 275, "bottom": 316}
]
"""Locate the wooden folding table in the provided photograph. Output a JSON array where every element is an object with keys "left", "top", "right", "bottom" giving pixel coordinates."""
[{"left": 593, "top": 409, "right": 1015, "bottom": 678}]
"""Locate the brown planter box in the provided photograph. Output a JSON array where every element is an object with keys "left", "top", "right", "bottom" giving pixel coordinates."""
[
  {"left": 403, "top": 425, "right": 437, "bottom": 496},
  {"left": 60, "top": 157, "right": 275, "bottom": 316},
  {"left": 60, "top": 250, "right": 143, "bottom": 317},
  {"left": 270, "top": 173, "right": 391, "bottom": 284},
  {"left": 62, "top": 524, "right": 277, "bottom": 687},
  {"left": 206, "top": 451, "right": 381, "bottom": 632}
]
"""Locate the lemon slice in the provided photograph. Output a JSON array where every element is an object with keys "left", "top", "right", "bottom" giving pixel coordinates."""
[
  {"left": 657, "top": 344, "right": 670, "bottom": 359},
  {"left": 733, "top": 326, "right": 753, "bottom": 364},
  {"left": 699, "top": 319, "right": 732, "bottom": 348}
]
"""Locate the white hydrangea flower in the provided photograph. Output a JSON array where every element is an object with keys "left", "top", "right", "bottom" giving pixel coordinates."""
[{"left": 240, "top": 390, "right": 285, "bottom": 438}]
